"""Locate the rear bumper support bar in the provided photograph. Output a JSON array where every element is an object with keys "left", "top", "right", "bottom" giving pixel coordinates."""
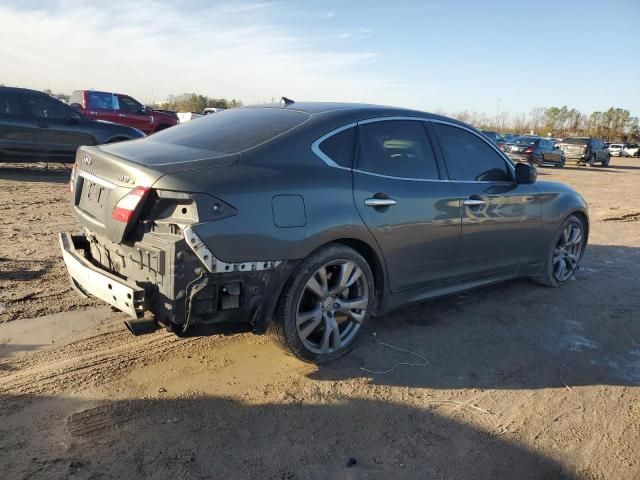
[{"left": 59, "top": 232, "right": 145, "bottom": 318}]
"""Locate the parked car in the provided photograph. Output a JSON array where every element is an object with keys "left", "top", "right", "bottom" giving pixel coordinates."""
[
  {"left": 177, "top": 112, "right": 203, "bottom": 123},
  {"left": 556, "top": 137, "right": 610, "bottom": 166},
  {"left": 607, "top": 143, "right": 626, "bottom": 157},
  {"left": 622, "top": 144, "right": 640, "bottom": 157},
  {"left": 69, "top": 90, "right": 178, "bottom": 135},
  {"left": 481, "top": 130, "right": 506, "bottom": 151},
  {"left": 0, "top": 86, "right": 145, "bottom": 163},
  {"left": 507, "top": 136, "right": 565, "bottom": 168},
  {"left": 203, "top": 107, "right": 225, "bottom": 115},
  {"left": 60, "top": 102, "right": 589, "bottom": 363}
]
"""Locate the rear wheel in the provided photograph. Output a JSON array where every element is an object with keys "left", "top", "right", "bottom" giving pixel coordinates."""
[
  {"left": 531, "top": 214, "right": 586, "bottom": 287},
  {"left": 587, "top": 154, "right": 596, "bottom": 167},
  {"left": 269, "top": 244, "right": 374, "bottom": 363},
  {"left": 601, "top": 154, "right": 610, "bottom": 167}
]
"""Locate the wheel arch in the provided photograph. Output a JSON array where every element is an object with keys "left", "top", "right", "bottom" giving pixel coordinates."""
[{"left": 569, "top": 209, "right": 589, "bottom": 245}]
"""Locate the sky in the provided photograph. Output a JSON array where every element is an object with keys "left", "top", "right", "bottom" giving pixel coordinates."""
[{"left": 1, "top": 0, "right": 639, "bottom": 117}]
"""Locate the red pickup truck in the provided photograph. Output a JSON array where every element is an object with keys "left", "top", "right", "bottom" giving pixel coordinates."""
[{"left": 69, "top": 90, "right": 178, "bottom": 135}]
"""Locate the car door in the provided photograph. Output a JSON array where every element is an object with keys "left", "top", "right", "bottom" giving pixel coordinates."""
[
  {"left": 352, "top": 119, "right": 461, "bottom": 293},
  {"left": 23, "top": 93, "right": 96, "bottom": 161},
  {"left": 115, "top": 95, "right": 152, "bottom": 134},
  {"left": 85, "top": 91, "right": 120, "bottom": 124},
  {"left": 430, "top": 121, "right": 542, "bottom": 280},
  {"left": 0, "top": 90, "right": 38, "bottom": 160}
]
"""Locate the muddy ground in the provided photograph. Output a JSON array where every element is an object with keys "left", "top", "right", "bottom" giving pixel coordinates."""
[{"left": 0, "top": 159, "right": 639, "bottom": 479}]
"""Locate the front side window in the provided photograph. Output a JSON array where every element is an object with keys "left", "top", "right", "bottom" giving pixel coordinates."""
[
  {"left": 88, "top": 92, "right": 115, "bottom": 110},
  {"left": 318, "top": 127, "right": 355, "bottom": 168},
  {"left": 433, "top": 123, "right": 511, "bottom": 182},
  {"left": 0, "top": 92, "right": 23, "bottom": 116},
  {"left": 358, "top": 120, "right": 439, "bottom": 180},
  {"left": 25, "top": 95, "right": 72, "bottom": 120},
  {"left": 117, "top": 95, "right": 141, "bottom": 114}
]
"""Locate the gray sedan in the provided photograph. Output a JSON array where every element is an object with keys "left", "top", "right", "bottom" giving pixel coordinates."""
[{"left": 60, "top": 102, "right": 589, "bottom": 363}]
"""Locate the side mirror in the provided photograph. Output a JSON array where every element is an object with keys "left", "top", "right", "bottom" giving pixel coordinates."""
[
  {"left": 554, "top": 145, "right": 559, "bottom": 150},
  {"left": 515, "top": 162, "right": 537, "bottom": 184}
]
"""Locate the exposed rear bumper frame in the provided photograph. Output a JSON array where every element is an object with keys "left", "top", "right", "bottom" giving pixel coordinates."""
[{"left": 59, "top": 232, "right": 145, "bottom": 318}]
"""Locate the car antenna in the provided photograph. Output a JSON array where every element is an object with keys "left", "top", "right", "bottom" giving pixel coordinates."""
[{"left": 281, "top": 96, "right": 295, "bottom": 107}]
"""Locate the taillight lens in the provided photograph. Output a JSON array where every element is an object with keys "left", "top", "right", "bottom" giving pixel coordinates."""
[
  {"left": 524, "top": 147, "right": 534, "bottom": 154},
  {"left": 111, "top": 186, "right": 151, "bottom": 223},
  {"left": 69, "top": 164, "right": 77, "bottom": 193}
]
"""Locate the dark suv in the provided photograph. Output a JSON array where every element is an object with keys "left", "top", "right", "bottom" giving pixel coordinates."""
[
  {"left": 557, "top": 137, "right": 610, "bottom": 166},
  {"left": 0, "top": 87, "right": 144, "bottom": 163}
]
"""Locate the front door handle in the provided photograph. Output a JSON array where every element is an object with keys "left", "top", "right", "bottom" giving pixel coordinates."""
[
  {"left": 462, "top": 198, "right": 486, "bottom": 207},
  {"left": 365, "top": 197, "right": 397, "bottom": 207}
]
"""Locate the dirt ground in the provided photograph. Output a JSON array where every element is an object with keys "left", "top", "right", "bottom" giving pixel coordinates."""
[{"left": 0, "top": 158, "right": 639, "bottom": 479}]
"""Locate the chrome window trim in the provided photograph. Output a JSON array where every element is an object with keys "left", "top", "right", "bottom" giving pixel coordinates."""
[
  {"left": 311, "top": 116, "right": 516, "bottom": 183},
  {"left": 310, "top": 122, "right": 357, "bottom": 171}
]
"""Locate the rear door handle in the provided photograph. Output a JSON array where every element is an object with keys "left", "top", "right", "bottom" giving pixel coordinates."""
[
  {"left": 365, "top": 197, "right": 397, "bottom": 207},
  {"left": 462, "top": 198, "right": 486, "bottom": 207}
]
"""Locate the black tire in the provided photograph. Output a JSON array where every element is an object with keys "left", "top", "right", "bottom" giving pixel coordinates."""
[
  {"left": 555, "top": 157, "right": 565, "bottom": 168},
  {"left": 601, "top": 154, "right": 610, "bottom": 167},
  {"left": 269, "top": 244, "right": 375, "bottom": 363},
  {"left": 587, "top": 154, "right": 596, "bottom": 167},
  {"left": 530, "top": 214, "right": 586, "bottom": 287}
]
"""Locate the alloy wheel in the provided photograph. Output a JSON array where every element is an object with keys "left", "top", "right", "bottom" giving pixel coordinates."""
[
  {"left": 552, "top": 221, "right": 584, "bottom": 282},
  {"left": 295, "top": 260, "right": 369, "bottom": 355}
]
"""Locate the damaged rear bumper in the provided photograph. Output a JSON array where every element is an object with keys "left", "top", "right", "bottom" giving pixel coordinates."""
[
  {"left": 59, "top": 232, "right": 145, "bottom": 317},
  {"left": 60, "top": 230, "right": 296, "bottom": 334}
]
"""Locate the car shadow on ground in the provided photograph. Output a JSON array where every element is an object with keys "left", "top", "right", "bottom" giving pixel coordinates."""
[
  {"left": 0, "top": 258, "right": 53, "bottom": 282},
  {"left": 0, "top": 164, "right": 71, "bottom": 184},
  {"left": 309, "top": 244, "right": 640, "bottom": 390},
  {"left": 0, "top": 393, "right": 579, "bottom": 479}
]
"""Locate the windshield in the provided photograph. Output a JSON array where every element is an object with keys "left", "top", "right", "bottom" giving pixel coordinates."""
[
  {"left": 148, "top": 107, "right": 309, "bottom": 154},
  {"left": 561, "top": 138, "right": 589, "bottom": 145}
]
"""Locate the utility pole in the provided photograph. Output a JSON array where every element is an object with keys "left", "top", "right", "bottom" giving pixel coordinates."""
[{"left": 496, "top": 98, "right": 502, "bottom": 130}]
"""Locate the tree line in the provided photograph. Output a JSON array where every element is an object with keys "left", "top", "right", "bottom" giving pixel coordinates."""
[
  {"left": 447, "top": 106, "right": 639, "bottom": 142},
  {"left": 155, "top": 93, "right": 243, "bottom": 113}
]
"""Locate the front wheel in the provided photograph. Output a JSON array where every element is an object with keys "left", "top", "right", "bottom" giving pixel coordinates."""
[
  {"left": 269, "top": 244, "right": 375, "bottom": 363},
  {"left": 531, "top": 214, "right": 586, "bottom": 287},
  {"left": 555, "top": 157, "right": 566, "bottom": 168},
  {"left": 601, "top": 154, "right": 610, "bottom": 167}
]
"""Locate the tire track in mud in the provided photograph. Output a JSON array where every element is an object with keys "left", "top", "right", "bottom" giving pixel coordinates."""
[{"left": 0, "top": 322, "right": 224, "bottom": 412}]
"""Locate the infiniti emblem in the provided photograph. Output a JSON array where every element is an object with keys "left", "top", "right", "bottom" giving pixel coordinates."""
[{"left": 83, "top": 154, "right": 92, "bottom": 166}]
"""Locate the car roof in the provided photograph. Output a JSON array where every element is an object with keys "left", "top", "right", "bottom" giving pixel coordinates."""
[
  {"left": 0, "top": 86, "right": 50, "bottom": 95},
  {"left": 247, "top": 101, "right": 471, "bottom": 128}
]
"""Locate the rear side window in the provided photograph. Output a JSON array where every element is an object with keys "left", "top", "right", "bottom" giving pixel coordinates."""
[
  {"left": 434, "top": 123, "right": 511, "bottom": 182},
  {"left": 318, "top": 127, "right": 355, "bottom": 168},
  {"left": 25, "top": 94, "right": 72, "bottom": 120},
  {"left": 0, "top": 92, "right": 23, "bottom": 116},
  {"left": 149, "top": 107, "right": 309, "bottom": 155},
  {"left": 88, "top": 92, "right": 115, "bottom": 110},
  {"left": 358, "top": 120, "right": 439, "bottom": 180}
]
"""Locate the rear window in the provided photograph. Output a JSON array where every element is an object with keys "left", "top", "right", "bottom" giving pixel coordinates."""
[
  {"left": 149, "top": 107, "right": 309, "bottom": 154},
  {"left": 562, "top": 138, "right": 589, "bottom": 145}
]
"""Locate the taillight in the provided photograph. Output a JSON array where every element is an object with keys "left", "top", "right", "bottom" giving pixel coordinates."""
[
  {"left": 111, "top": 186, "right": 151, "bottom": 223},
  {"left": 524, "top": 147, "right": 534, "bottom": 154},
  {"left": 69, "top": 164, "right": 77, "bottom": 193}
]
